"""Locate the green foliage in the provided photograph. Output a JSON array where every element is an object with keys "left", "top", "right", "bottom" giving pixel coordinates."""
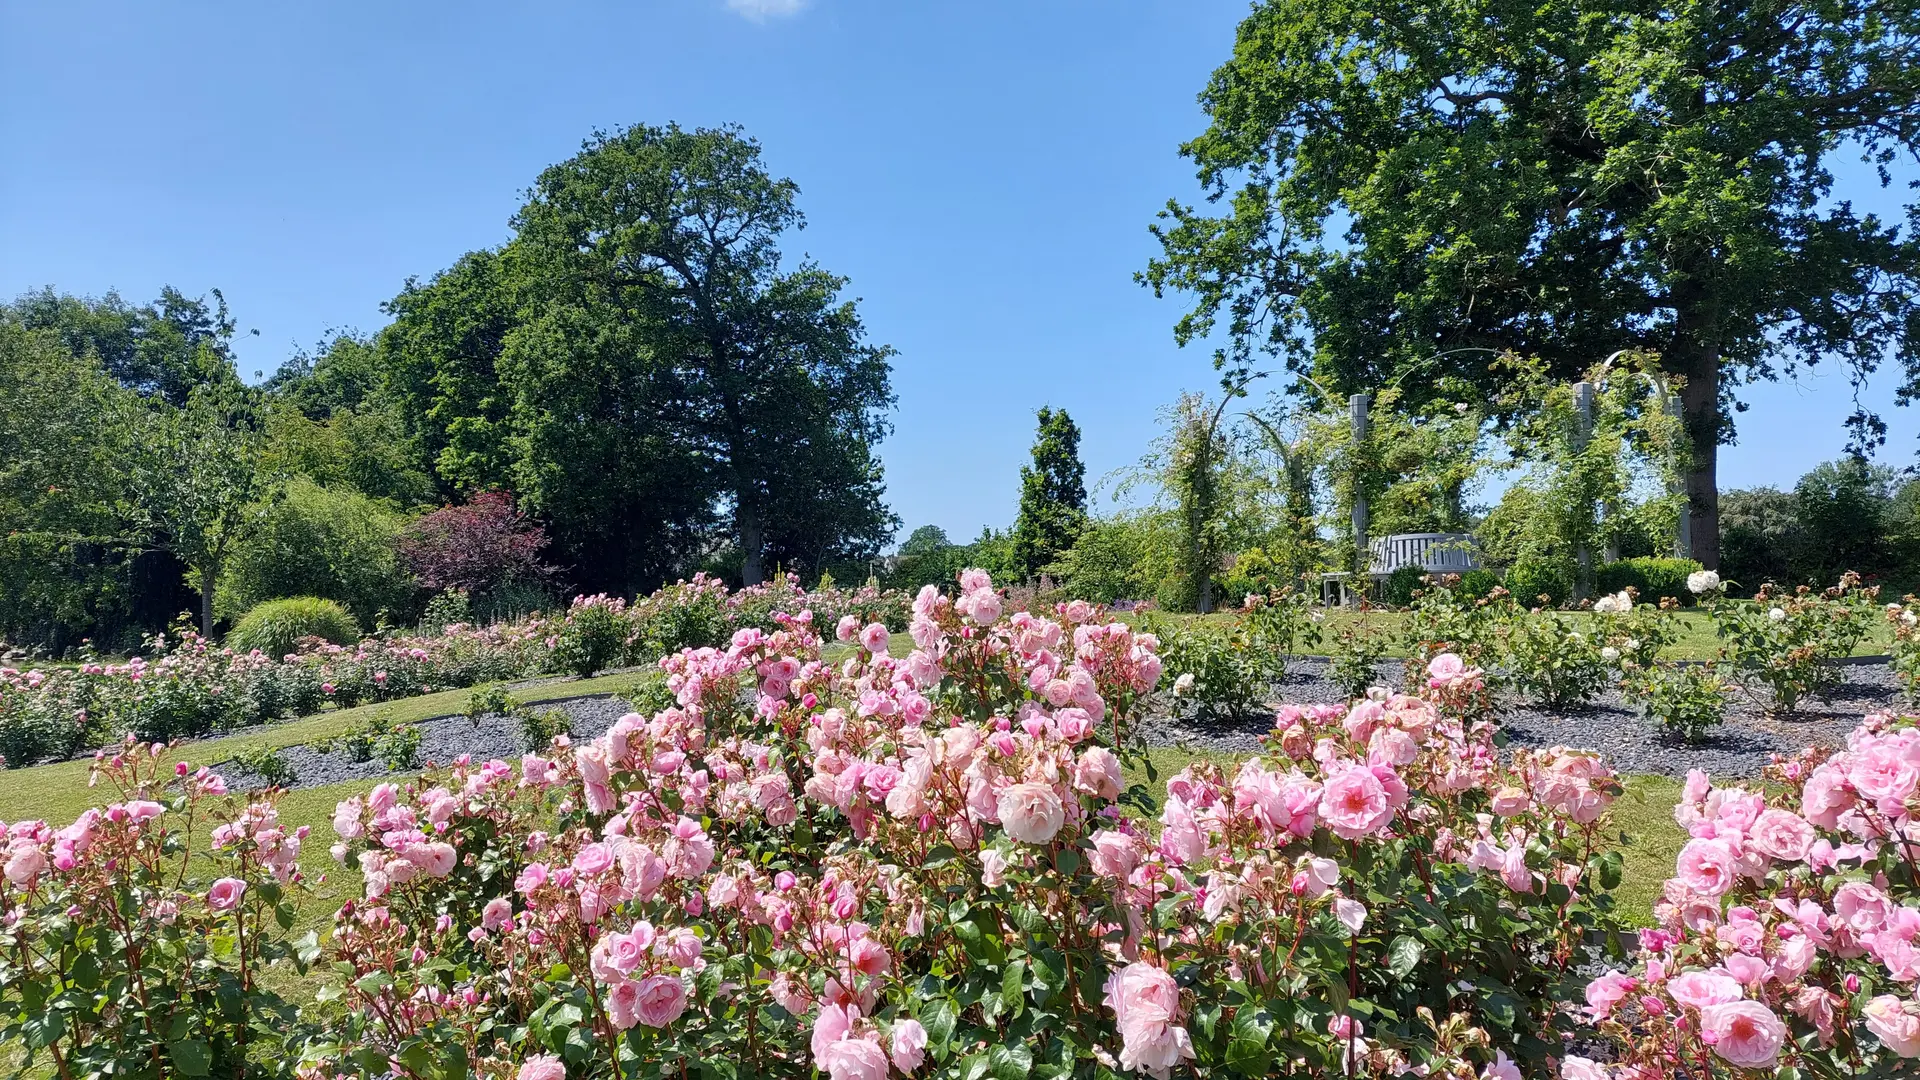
[
  {"left": 1504, "top": 558, "right": 1572, "bottom": 609},
  {"left": 1404, "top": 574, "right": 1502, "bottom": 666},
  {"left": 216, "top": 477, "right": 416, "bottom": 626},
  {"left": 1147, "top": 0, "right": 1920, "bottom": 562},
  {"left": 230, "top": 742, "right": 298, "bottom": 790},
  {"left": 552, "top": 597, "right": 632, "bottom": 678},
  {"left": 419, "top": 587, "right": 473, "bottom": 633},
  {"left": 1010, "top": 407, "right": 1088, "bottom": 580},
  {"left": 1595, "top": 558, "right": 1703, "bottom": 607},
  {"left": 1456, "top": 569, "right": 1501, "bottom": 599},
  {"left": 465, "top": 683, "right": 569, "bottom": 752},
  {"left": 1621, "top": 662, "right": 1730, "bottom": 744},
  {"left": 1497, "top": 610, "right": 1611, "bottom": 707},
  {"left": 1051, "top": 513, "right": 1177, "bottom": 605},
  {"left": 1706, "top": 574, "right": 1879, "bottom": 713},
  {"left": 1242, "top": 586, "right": 1321, "bottom": 656},
  {"left": 1888, "top": 599, "right": 1920, "bottom": 701},
  {"left": 1153, "top": 618, "right": 1279, "bottom": 721},
  {"left": 227, "top": 596, "right": 360, "bottom": 660},
  {"left": 1379, "top": 564, "right": 1427, "bottom": 608},
  {"left": 1720, "top": 461, "right": 1920, "bottom": 594},
  {"left": 384, "top": 123, "right": 898, "bottom": 592},
  {"left": 1326, "top": 618, "right": 1391, "bottom": 698},
  {"left": 315, "top": 708, "right": 419, "bottom": 771}
]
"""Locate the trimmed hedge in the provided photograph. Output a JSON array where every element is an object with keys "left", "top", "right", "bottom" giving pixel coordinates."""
[{"left": 1596, "top": 556, "right": 1704, "bottom": 605}]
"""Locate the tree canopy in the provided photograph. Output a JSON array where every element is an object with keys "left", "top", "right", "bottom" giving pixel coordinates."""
[
  {"left": 382, "top": 123, "right": 898, "bottom": 591},
  {"left": 1146, "top": 0, "right": 1920, "bottom": 568}
]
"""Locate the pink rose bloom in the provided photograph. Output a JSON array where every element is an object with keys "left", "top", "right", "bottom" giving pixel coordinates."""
[
  {"left": 417, "top": 841, "right": 458, "bottom": 878},
  {"left": 859, "top": 623, "right": 889, "bottom": 655},
  {"left": 601, "top": 978, "right": 641, "bottom": 1030},
  {"left": 206, "top": 877, "right": 247, "bottom": 912},
  {"left": 1481, "top": 1050, "right": 1521, "bottom": 1080},
  {"left": 1489, "top": 786, "right": 1531, "bottom": 817},
  {"left": 1089, "top": 830, "right": 1138, "bottom": 879},
  {"left": 820, "top": 1036, "right": 889, "bottom": 1080},
  {"left": 836, "top": 615, "right": 860, "bottom": 642},
  {"left": 517, "top": 1055, "right": 567, "bottom": 1080},
  {"left": 979, "top": 847, "right": 1008, "bottom": 887},
  {"left": 367, "top": 782, "right": 398, "bottom": 815},
  {"left": 1701, "top": 1000, "right": 1786, "bottom": 1067},
  {"left": 1748, "top": 808, "right": 1815, "bottom": 862},
  {"left": 125, "top": 800, "right": 164, "bottom": 822},
  {"left": 1585, "top": 971, "right": 1636, "bottom": 1020},
  {"left": 1667, "top": 970, "right": 1743, "bottom": 1011},
  {"left": 1864, "top": 995, "right": 1920, "bottom": 1057},
  {"left": 997, "top": 782, "right": 1066, "bottom": 845},
  {"left": 1073, "top": 747, "right": 1123, "bottom": 801},
  {"left": 1675, "top": 838, "right": 1737, "bottom": 896},
  {"left": 1333, "top": 896, "right": 1368, "bottom": 936},
  {"left": 891, "top": 1019, "right": 928, "bottom": 1072},
  {"left": 482, "top": 897, "right": 513, "bottom": 930},
  {"left": 1835, "top": 881, "right": 1893, "bottom": 934},
  {"left": 1800, "top": 763, "right": 1854, "bottom": 828},
  {"left": 1300, "top": 856, "right": 1340, "bottom": 899},
  {"left": 965, "top": 589, "right": 1002, "bottom": 625},
  {"left": 1559, "top": 1058, "right": 1608, "bottom": 1080},
  {"left": 1103, "top": 961, "right": 1195, "bottom": 1080},
  {"left": 632, "top": 974, "right": 688, "bottom": 1028},
  {"left": 4, "top": 845, "right": 47, "bottom": 886},
  {"left": 1318, "top": 768, "right": 1394, "bottom": 840},
  {"left": 812, "top": 1004, "right": 857, "bottom": 1064},
  {"left": 1427, "top": 652, "right": 1465, "bottom": 682}
]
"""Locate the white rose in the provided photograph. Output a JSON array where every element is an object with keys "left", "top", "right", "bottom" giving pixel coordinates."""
[{"left": 1687, "top": 570, "right": 1721, "bottom": 595}]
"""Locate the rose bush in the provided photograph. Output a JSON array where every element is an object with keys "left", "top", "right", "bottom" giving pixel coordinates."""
[
  {"left": 6, "top": 570, "right": 1650, "bottom": 1080},
  {"left": 1575, "top": 714, "right": 1920, "bottom": 1077}
]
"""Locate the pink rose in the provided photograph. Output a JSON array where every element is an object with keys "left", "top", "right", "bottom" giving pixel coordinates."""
[
  {"left": 1747, "top": 808, "right": 1815, "bottom": 862},
  {"left": 1558, "top": 1058, "right": 1608, "bottom": 1080},
  {"left": 891, "top": 1019, "right": 928, "bottom": 1072},
  {"left": 1584, "top": 971, "right": 1636, "bottom": 1020},
  {"left": 416, "top": 841, "right": 457, "bottom": 878},
  {"left": 1666, "top": 970, "right": 1743, "bottom": 1011},
  {"left": 1073, "top": 747, "right": 1123, "bottom": 800},
  {"left": 1481, "top": 1050, "right": 1521, "bottom": 1080},
  {"left": 1103, "top": 961, "right": 1194, "bottom": 1079},
  {"left": 997, "top": 782, "right": 1066, "bottom": 845},
  {"left": 1333, "top": 896, "right": 1368, "bottom": 936},
  {"left": 1700, "top": 1000, "right": 1786, "bottom": 1067},
  {"left": 482, "top": 897, "right": 512, "bottom": 930},
  {"left": 836, "top": 615, "right": 860, "bottom": 642},
  {"left": 1864, "top": 995, "right": 1920, "bottom": 1058},
  {"left": 859, "top": 623, "right": 889, "bottom": 655},
  {"left": 1675, "top": 838, "right": 1737, "bottom": 896},
  {"left": 632, "top": 974, "right": 688, "bottom": 1028},
  {"left": 206, "top": 877, "right": 247, "bottom": 912},
  {"left": 1318, "top": 768, "right": 1394, "bottom": 840},
  {"left": 1089, "top": 830, "right": 1138, "bottom": 879},
  {"left": 4, "top": 845, "right": 47, "bottom": 886},
  {"left": 820, "top": 1037, "right": 890, "bottom": 1080},
  {"left": 980, "top": 847, "right": 1008, "bottom": 887},
  {"left": 517, "top": 1055, "right": 567, "bottom": 1080}
]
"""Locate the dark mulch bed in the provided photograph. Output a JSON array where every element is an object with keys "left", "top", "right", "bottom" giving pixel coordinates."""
[{"left": 1143, "top": 656, "right": 1907, "bottom": 778}]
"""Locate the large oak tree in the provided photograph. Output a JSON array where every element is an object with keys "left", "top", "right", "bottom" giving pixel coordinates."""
[{"left": 1145, "top": 0, "right": 1920, "bottom": 567}]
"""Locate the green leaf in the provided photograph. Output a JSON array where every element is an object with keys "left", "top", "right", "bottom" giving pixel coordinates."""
[
  {"left": 355, "top": 971, "right": 394, "bottom": 994},
  {"left": 1001, "top": 960, "right": 1027, "bottom": 1017},
  {"left": 170, "top": 1039, "right": 213, "bottom": 1077},
  {"left": 988, "top": 1042, "right": 1033, "bottom": 1080},
  {"left": 923, "top": 999, "right": 958, "bottom": 1048},
  {"left": 1387, "top": 935, "right": 1424, "bottom": 978}
]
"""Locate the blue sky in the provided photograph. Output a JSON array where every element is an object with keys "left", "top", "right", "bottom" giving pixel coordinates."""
[{"left": 4, "top": 0, "right": 1916, "bottom": 544}]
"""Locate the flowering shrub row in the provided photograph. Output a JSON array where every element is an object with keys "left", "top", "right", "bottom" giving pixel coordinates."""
[
  {"left": 0, "top": 575, "right": 911, "bottom": 768},
  {"left": 2, "top": 570, "right": 1657, "bottom": 1080}
]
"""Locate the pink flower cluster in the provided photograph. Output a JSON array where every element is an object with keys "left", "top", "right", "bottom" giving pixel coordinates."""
[{"left": 1578, "top": 716, "right": 1920, "bottom": 1074}]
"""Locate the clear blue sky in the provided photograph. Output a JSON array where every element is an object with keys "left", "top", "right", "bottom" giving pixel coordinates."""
[{"left": 4, "top": 0, "right": 1916, "bottom": 545}]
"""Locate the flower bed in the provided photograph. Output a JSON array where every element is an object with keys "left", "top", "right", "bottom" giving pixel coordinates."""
[
  {"left": 0, "top": 575, "right": 912, "bottom": 768},
  {"left": 1, "top": 570, "right": 1915, "bottom": 1078}
]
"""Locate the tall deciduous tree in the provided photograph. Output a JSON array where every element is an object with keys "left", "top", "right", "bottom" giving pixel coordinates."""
[
  {"left": 130, "top": 382, "right": 274, "bottom": 636},
  {"left": 511, "top": 123, "right": 896, "bottom": 584},
  {"left": 1011, "top": 407, "right": 1088, "bottom": 578},
  {"left": 1145, "top": 0, "right": 1920, "bottom": 569}
]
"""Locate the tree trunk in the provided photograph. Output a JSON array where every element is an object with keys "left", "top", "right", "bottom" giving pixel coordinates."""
[
  {"left": 1674, "top": 341, "right": 1722, "bottom": 571},
  {"left": 738, "top": 498, "right": 765, "bottom": 586},
  {"left": 199, "top": 567, "right": 217, "bottom": 639}
]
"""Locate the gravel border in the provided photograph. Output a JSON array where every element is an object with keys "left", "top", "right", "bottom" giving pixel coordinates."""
[
  {"left": 1144, "top": 657, "right": 1908, "bottom": 778},
  {"left": 217, "top": 694, "right": 638, "bottom": 792}
]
